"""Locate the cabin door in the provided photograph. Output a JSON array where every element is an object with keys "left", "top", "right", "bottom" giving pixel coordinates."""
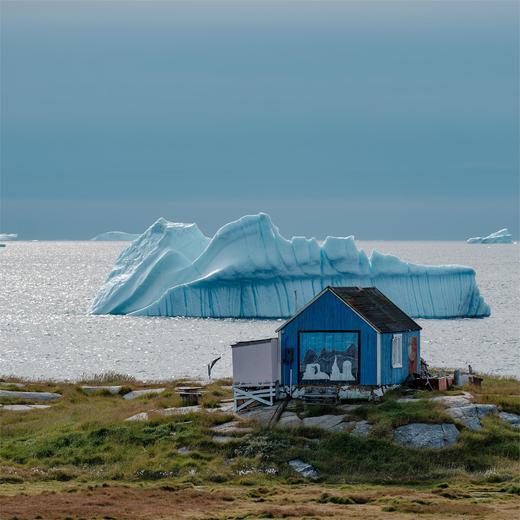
[{"left": 408, "top": 336, "right": 418, "bottom": 374}]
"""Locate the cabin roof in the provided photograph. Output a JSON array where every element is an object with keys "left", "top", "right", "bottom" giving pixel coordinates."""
[{"left": 276, "top": 286, "right": 422, "bottom": 334}]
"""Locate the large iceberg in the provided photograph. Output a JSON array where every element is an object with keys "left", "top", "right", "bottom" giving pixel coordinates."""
[
  {"left": 91, "top": 214, "right": 490, "bottom": 319},
  {"left": 467, "top": 228, "right": 514, "bottom": 244},
  {"left": 91, "top": 231, "right": 141, "bottom": 241}
]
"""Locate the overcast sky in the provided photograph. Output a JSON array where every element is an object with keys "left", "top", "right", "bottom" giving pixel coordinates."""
[{"left": 1, "top": 0, "right": 518, "bottom": 240}]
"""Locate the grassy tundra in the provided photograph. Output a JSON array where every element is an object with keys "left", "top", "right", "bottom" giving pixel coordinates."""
[{"left": 0, "top": 374, "right": 519, "bottom": 519}]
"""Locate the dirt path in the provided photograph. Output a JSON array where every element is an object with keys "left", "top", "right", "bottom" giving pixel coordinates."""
[{"left": 0, "top": 484, "right": 518, "bottom": 519}]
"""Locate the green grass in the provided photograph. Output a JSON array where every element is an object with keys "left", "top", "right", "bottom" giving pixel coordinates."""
[
  {"left": 0, "top": 375, "right": 518, "bottom": 489},
  {"left": 352, "top": 399, "right": 452, "bottom": 435},
  {"left": 470, "top": 376, "right": 520, "bottom": 414}
]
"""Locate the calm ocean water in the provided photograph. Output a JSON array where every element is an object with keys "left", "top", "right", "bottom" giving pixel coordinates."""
[{"left": 0, "top": 241, "right": 518, "bottom": 381}]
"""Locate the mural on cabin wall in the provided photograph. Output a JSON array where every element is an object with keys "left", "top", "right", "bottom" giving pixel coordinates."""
[{"left": 299, "top": 331, "right": 359, "bottom": 384}]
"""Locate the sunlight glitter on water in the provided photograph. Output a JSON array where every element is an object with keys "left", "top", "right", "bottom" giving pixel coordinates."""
[{"left": 0, "top": 241, "right": 518, "bottom": 380}]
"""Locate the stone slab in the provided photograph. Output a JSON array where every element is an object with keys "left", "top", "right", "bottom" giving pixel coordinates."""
[
  {"left": 0, "top": 404, "right": 51, "bottom": 411},
  {"left": 393, "top": 423, "right": 460, "bottom": 449},
  {"left": 329, "top": 421, "right": 357, "bottom": 433},
  {"left": 125, "top": 405, "right": 226, "bottom": 422},
  {"left": 80, "top": 385, "right": 122, "bottom": 395},
  {"left": 218, "top": 402, "right": 235, "bottom": 413},
  {"left": 0, "top": 390, "right": 61, "bottom": 401},
  {"left": 122, "top": 388, "right": 166, "bottom": 400},
  {"left": 430, "top": 393, "right": 473, "bottom": 408},
  {"left": 446, "top": 404, "right": 497, "bottom": 430},
  {"left": 499, "top": 411, "right": 520, "bottom": 429},
  {"left": 212, "top": 435, "right": 236, "bottom": 444},
  {"left": 351, "top": 420, "right": 372, "bottom": 438},
  {"left": 302, "top": 414, "right": 344, "bottom": 430},
  {"left": 337, "top": 404, "right": 362, "bottom": 413},
  {"left": 125, "top": 412, "right": 150, "bottom": 422},
  {"left": 288, "top": 459, "right": 319, "bottom": 479},
  {"left": 158, "top": 405, "right": 202, "bottom": 416},
  {"left": 239, "top": 402, "right": 282, "bottom": 426},
  {"left": 277, "top": 412, "right": 303, "bottom": 428},
  {"left": 211, "top": 420, "right": 253, "bottom": 435}
]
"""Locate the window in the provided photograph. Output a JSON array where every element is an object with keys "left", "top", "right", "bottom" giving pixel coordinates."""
[
  {"left": 299, "top": 331, "right": 359, "bottom": 384},
  {"left": 392, "top": 334, "right": 403, "bottom": 368}
]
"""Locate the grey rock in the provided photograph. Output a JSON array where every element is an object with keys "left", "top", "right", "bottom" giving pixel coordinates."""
[
  {"left": 159, "top": 405, "right": 202, "bottom": 416},
  {"left": 329, "top": 421, "right": 357, "bottom": 433},
  {"left": 0, "top": 404, "right": 50, "bottom": 411},
  {"left": 218, "top": 402, "right": 235, "bottom": 413},
  {"left": 178, "top": 446, "right": 190, "bottom": 454},
  {"left": 337, "top": 404, "right": 362, "bottom": 413},
  {"left": 393, "top": 423, "right": 460, "bottom": 449},
  {"left": 125, "top": 405, "right": 225, "bottom": 422},
  {"left": 125, "top": 412, "right": 150, "bottom": 422},
  {"left": 211, "top": 420, "right": 253, "bottom": 435},
  {"left": 431, "top": 394, "right": 473, "bottom": 408},
  {"left": 240, "top": 402, "right": 283, "bottom": 426},
  {"left": 0, "top": 390, "right": 61, "bottom": 401},
  {"left": 277, "top": 412, "right": 303, "bottom": 428},
  {"left": 80, "top": 385, "right": 122, "bottom": 395},
  {"left": 212, "top": 435, "right": 236, "bottom": 444},
  {"left": 351, "top": 420, "right": 372, "bottom": 438},
  {"left": 316, "top": 419, "right": 372, "bottom": 436},
  {"left": 499, "top": 412, "right": 520, "bottom": 429},
  {"left": 122, "top": 388, "right": 166, "bottom": 400},
  {"left": 302, "top": 414, "right": 344, "bottom": 430},
  {"left": 446, "top": 404, "right": 497, "bottom": 430},
  {"left": 288, "top": 459, "right": 319, "bottom": 480}
]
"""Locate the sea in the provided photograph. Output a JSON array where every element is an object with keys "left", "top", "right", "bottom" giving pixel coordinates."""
[{"left": 0, "top": 241, "right": 518, "bottom": 381}]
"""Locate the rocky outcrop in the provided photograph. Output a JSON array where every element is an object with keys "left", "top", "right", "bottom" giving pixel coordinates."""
[
  {"left": 0, "top": 404, "right": 50, "bottom": 411},
  {"left": 499, "top": 412, "right": 520, "bottom": 429},
  {"left": 403, "top": 392, "right": 498, "bottom": 430},
  {"left": 0, "top": 390, "right": 61, "bottom": 401},
  {"left": 288, "top": 459, "right": 319, "bottom": 479},
  {"left": 277, "top": 412, "right": 303, "bottom": 428},
  {"left": 446, "top": 404, "right": 497, "bottom": 430},
  {"left": 81, "top": 385, "right": 122, "bottom": 395},
  {"left": 210, "top": 420, "right": 253, "bottom": 435},
  {"left": 122, "top": 388, "right": 166, "bottom": 400},
  {"left": 393, "top": 423, "right": 460, "bottom": 449},
  {"left": 302, "top": 414, "right": 344, "bottom": 430}
]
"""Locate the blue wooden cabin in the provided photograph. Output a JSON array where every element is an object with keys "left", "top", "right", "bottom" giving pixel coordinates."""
[{"left": 276, "top": 287, "right": 421, "bottom": 387}]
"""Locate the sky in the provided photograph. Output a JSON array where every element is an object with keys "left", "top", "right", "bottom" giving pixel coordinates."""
[{"left": 0, "top": 0, "right": 518, "bottom": 240}]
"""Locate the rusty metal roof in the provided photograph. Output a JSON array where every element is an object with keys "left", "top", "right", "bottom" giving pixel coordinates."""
[{"left": 329, "top": 286, "right": 422, "bottom": 333}]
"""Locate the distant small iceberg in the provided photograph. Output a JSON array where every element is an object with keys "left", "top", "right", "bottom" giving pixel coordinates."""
[
  {"left": 91, "top": 231, "right": 140, "bottom": 241},
  {"left": 467, "top": 228, "right": 513, "bottom": 244},
  {"left": 0, "top": 233, "right": 18, "bottom": 241}
]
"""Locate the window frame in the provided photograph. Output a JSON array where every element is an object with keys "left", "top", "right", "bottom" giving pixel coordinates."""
[{"left": 392, "top": 334, "right": 403, "bottom": 368}]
